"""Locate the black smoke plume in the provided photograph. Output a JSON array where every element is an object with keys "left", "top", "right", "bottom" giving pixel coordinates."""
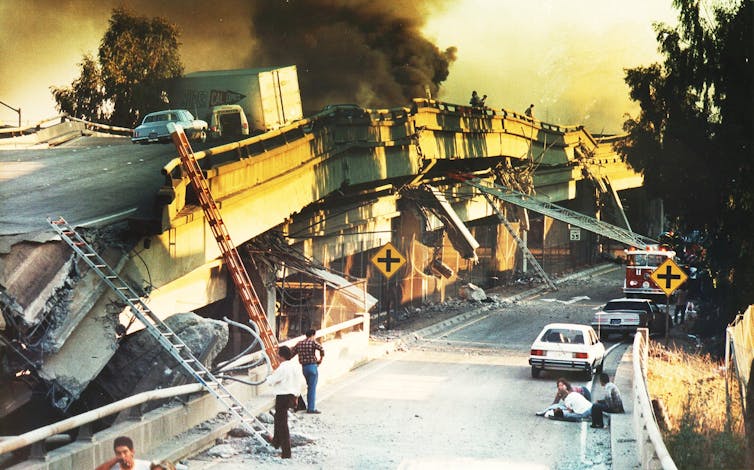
[{"left": 248, "top": 0, "right": 456, "bottom": 112}]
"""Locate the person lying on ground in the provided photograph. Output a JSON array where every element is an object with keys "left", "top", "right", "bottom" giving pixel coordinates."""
[
  {"left": 545, "top": 390, "right": 607, "bottom": 428},
  {"left": 536, "top": 378, "right": 591, "bottom": 416}
]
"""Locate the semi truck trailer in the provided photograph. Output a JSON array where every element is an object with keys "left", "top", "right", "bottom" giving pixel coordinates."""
[{"left": 164, "top": 66, "right": 303, "bottom": 137}]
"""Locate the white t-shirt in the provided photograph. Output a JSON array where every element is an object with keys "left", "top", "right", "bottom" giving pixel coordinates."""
[
  {"left": 109, "top": 459, "right": 151, "bottom": 470},
  {"left": 564, "top": 391, "right": 592, "bottom": 414},
  {"left": 268, "top": 359, "right": 306, "bottom": 396}
]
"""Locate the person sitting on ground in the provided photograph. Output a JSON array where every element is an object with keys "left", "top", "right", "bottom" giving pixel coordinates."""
[
  {"left": 95, "top": 435, "right": 150, "bottom": 470},
  {"left": 594, "top": 372, "right": 624, "bottom": 413},
  {"left": 536, "top": 378, "right": 590, "bottom": 416},
  {"left": 548, "top": 389, "right": 609, "bottom": 429},
  {"left": 551, "top": 390, "right": 593, "bottom": 422},
  {"left": 587, "top": 373, "right": 624, "bottom": 429}
]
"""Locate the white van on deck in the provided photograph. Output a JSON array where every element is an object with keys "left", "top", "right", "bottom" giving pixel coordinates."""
[{"left": 209, "top": 105, "right": 249, "bottom": 139}]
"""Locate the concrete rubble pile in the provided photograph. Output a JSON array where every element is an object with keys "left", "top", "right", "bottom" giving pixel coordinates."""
[{"left": 0, "top": 224, "right": 227, "bottom": 435}]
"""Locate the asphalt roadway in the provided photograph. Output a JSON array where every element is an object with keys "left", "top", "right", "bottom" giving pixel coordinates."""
[
  {"left": 185, "top": 267, "right": 629, "bottom": 470},
  {"left": 0, "top": 135, "right": 172, "bottom": 244}
]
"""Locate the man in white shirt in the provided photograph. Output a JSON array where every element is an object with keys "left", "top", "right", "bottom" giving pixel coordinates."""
[
  {"left": 95, "top": 435, "right": 150, "bottom": 470},
  {"left": 563, "top": 391, "right": 593, "bottom": 418},
  {"left": 266, "top": 345, "right": 306, "bottom": 458}
]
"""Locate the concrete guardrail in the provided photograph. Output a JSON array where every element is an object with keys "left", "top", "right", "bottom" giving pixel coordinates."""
[{"left": 632, "top": 328, "right": 678, "bottom": 469}]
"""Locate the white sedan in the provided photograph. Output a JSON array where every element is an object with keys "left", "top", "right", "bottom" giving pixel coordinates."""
[{"left": 529, "top": 323, "right": 605, "bottom": 380}]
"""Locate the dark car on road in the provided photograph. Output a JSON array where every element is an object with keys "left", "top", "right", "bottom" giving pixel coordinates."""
[{"left": 591, "top": 298, "right": 670, "bottom": 340}]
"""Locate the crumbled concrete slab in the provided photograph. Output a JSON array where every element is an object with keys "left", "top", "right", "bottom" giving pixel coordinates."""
[
  {"left": 86, "top": 312, "right": 229, "bottom": 410},
  {"left": 0, "top": 241, "right": 73, "bottom": 329}
]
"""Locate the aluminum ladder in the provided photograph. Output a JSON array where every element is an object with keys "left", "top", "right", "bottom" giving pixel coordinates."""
[
  {"left": 47, "top": 216, "right": 273, "bottom": 449},
  {"left": 463, "top": 178, "right": 658, "bottom": 250},
  {"left": 167, "top": 123, "right": 280, "bottom": 369},
  {"left": 480, "top": 192, "right": 557, "bottom": 291}
]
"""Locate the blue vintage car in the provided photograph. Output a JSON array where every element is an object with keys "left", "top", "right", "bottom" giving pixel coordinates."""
[{"left": 131, "top": 109, "right": 208, "bottom": 144}]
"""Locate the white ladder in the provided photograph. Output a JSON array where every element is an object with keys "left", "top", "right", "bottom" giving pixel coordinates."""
[{"left": 47, "top": 216, "right": 273, "bottom": 449}]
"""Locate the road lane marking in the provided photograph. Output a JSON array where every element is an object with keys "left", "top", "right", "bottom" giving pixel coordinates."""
[
  {"left": 541, "top": 295, "right": 591, "bottom": 304},
  {"left": 77, "top": 207, "right": 137, "bottom": 227}
]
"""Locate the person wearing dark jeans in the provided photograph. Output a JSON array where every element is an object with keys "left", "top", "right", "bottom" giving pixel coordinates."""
[
  {"left": 591, "top": 405, "right": 606, "bottom": 428},
  {"left": 591, "top": 373, "right": 625, "bottom": 428},
  {"left": 267, "top": 346, "right": 305, "bottom": 458}
]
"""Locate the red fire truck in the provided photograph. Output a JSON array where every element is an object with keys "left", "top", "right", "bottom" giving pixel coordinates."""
[{"left": 623, "top": 245, "right": 676, "bottom": 298}]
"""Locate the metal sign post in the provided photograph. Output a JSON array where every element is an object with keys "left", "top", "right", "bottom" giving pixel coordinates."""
[
  {"left": 370, "top": 242, "right": 406, "bottom": 329},
  {"left": 650, "top": 258, "right": 689, "bottom": 343}
]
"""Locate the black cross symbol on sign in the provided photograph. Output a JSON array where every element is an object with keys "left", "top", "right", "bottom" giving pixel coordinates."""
[
  {"left": 655, "top": 264, "right": 682, "bottom": 289},
  {"left": 377, "top": 249, "right": 401, "bottom": 272}
]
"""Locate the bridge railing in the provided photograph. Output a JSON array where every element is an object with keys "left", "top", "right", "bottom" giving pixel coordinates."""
[
  {"left": 633, "top": 328, "right": 678, "bottom": 469},
  {"left": 0, "top": 114, "right": 132, "bottom": 138},
  {"left": 0, "top": 313, "right": 368, "bottom": 463}
]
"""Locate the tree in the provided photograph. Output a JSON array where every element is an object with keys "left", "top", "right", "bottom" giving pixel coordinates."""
[
  {"left": 50, "top": 54, "right": 106, "bottom": 122},
  {"left": 51, "top": 8, "right": 183, "bottom": 127},
  {"left": 619, "top": 0, "right": 753, "bottom": 325},
  {"left": 99, "top": 8, "right": 183, "bottom": 127}
]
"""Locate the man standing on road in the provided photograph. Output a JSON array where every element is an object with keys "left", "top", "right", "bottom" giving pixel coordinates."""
[
  {"left": 95, "top": 435, "right": 150, "bottom": 470},
  {"left": 266, "top": 345, "right": 306, "bottom": 459},
  {"left": 292, "top": 328, "right": 325, "bottom": 414}
]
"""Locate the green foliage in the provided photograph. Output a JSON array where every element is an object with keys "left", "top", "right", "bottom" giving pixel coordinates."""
[
  {"left": 619, "top": 0, "right": 753, "bottom": 325},
  {"left": 50, "top": 54, "right": 106, "bottom": 121},
  {"left": 665, "top": 409, "right": 707, "bottom": 468},
  {"left": 99, "top": 8, "right": 183, "bottom": 127},
  {"left": 50, "top": 8, "right": 183, "bottom": 128},
  {"left": 665, "top": 400, "right": 746, "bottom": 469}
]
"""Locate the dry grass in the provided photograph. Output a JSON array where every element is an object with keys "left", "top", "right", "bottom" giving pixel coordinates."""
[{"left": 647, "top": 340, "right": 747, "bottom": 469}]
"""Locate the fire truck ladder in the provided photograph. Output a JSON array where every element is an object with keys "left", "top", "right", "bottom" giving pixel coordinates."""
[
  {"left": 480, "top": 192, "right": 557, "bottom": 291},
  {"left": 47, "top": 216, "right": 273, "bottom": 448},
  {"left": 167, "top": 123, "right": 280, "bottom": 369},
  {"left": 462, "top": 178, "right": 658, "bottom": 250}
]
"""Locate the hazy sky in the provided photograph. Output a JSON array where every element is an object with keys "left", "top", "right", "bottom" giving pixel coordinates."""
[{"left": 0, "top": 0, "right": 677, "bottom": 133}]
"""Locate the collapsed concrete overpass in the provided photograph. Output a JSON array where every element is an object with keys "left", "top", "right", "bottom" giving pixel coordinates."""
[{"left": 0, "top": 99, "right": 647, "bottom": 430}]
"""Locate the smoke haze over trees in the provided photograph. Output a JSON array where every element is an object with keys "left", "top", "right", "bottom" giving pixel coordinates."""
[
  {"left": 47, "top": 1, "right": 455, "bottom": 125},
  {"left": 247, "top": 0, "right": 457, "bottom": 113},
  {"left": 51, "top": 8, "right": 183, "bottom": 127},
  {"left": 619, "top": 0, "right": 753, "bottom": 326}
]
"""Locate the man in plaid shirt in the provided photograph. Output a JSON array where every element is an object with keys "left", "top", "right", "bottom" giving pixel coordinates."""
[{"left": 292, "top": 328, "right": 325, "bottom": 413}]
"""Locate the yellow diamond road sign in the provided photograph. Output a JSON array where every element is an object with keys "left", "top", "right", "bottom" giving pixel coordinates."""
[
  {"left": 370, "top": 242, "right": 406, "bottom": 279},
  {"left": 649, "top": 258, "right": 688, "bottom": 296}
]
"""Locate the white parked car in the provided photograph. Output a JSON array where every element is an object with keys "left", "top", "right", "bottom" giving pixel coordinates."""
[
  {"left": 132, "top": 109, "right": 208, "bottom": 144},
  {"left": 529, "top": 323, "right": 605, "bottom": 380}
]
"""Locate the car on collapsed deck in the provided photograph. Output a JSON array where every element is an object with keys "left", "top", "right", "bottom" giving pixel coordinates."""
[
  {"left": 529, "top": 323, "right": 605, "bottom": 380},
  {"left": 590, "top": 297, "right": 670, "bottom": 340},
  {"left": 132, "top": 109, "right": 208, "bottom": 144}
]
